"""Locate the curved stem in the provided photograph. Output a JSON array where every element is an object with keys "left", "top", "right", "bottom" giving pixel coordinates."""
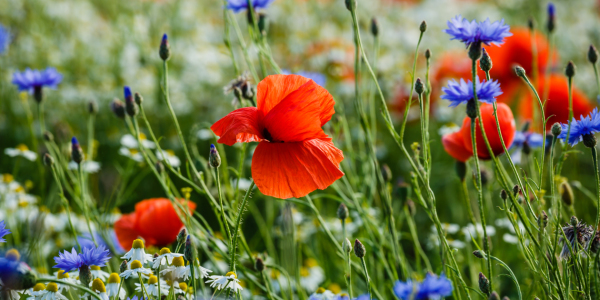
[
  {"left": 359, "top": 257, "right": 372, "bottom": 300},
  {"left": 37, "top": 279, "right": 103, "bottom": 300},
  {"left": 229, "top": 180, "right": 255, "bottom": 272}
]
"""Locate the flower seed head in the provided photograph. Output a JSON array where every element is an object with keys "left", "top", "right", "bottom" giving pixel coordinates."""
[
  {"left": 565, "top": 61, "right": 576, "bottom": 78},
  {"left": 337, "top": 203, "right": 349, "bottom": 221},
  {"left": 255, "top": 257, "right": 265, "bottom": 272},
  {"left": 160, "top": 33, "right": 171, "bottom": 61},
  {"left": 353, "top": 239, "right": 366, "bottom": 258},
  {"left": 479, "top": 272, "right": 490, "bottom": 295},
  {"left": 209, "top": 144, "right": 221, "bottom": 168},
  {"left": 551, "top": 122, "right": 562, "bottom": 137},
  {"left": 589, "top": 45, "right": 599, "bottom": 64},
  {"left": 370, "top": 18, "right": 379, "bottom": 37}
]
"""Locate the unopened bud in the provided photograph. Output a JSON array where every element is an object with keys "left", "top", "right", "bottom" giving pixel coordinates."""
[
  {"left": 527, "top": 18, "right": 535, "bottom": 31},
  {"left": 209, "top": 144, "right": 221, "bottom": 168},
  {"left": 353, "top": 239, "right": 366, "bottom": 258},
  {"left": 119, "top": 261, "right": 127, "bottom": 273},
  {"left": 514, "top": 66, "right": 526, "bottom": 78},
  {"left": 255, "top": 257, "right": 265, "bottom": 272},
  {"left": 500, "top": 190, "right": 508, "bottom": 201},
  {"left": 559, "top": 180, "right": 574, "bottom": 206},
  {"left": 43, "top": 153, "right": 54, "bottom": 166},
  {"left": 88, "top": 100, "right": 98, "bottom": 114},
  {"left": 381, "top": 164, "right": 392, "bottom": 182},
  {"left": 159, "top": 34, "right": 171, "bottom": 61},
  {"left": 565, "top": 61, "right": 576, "bottom": 78},
  {"left": 337, "top": 203, "right": 349, "bottom": 221},
  {"left": 479, "top": 272, "right": 490, "bottom": 295},
  {"left": 343, "top": 238, "right": 352, "bottom": 253},
  {"left": 124, "top": 87, "right": 138, "bottom": 117},
  {"left": 425, "top": 49, "right": 431, "bottom": 60},
  {"left": 177, "top": 228, "right": 188, "bottom": 244},
  {"left": 455, "top": 161, "right": 467, "bottom": 181},
  {"left": 480, "top": 169, "right": 490, "bottom": 186},
  {"left": 546, "top": 3, "right": 555, "bottom": 33},
  {"left": 184, "top": 235, "right": 195, "bottom": 262},
  {"left": 589, "top": 45, "right": 599, "bottom": 64},
  {"left": 512, "top": 185, "right": 520, "bottom": 196},
  {"left": 415, "top": 78, "right": 424, "bottom": 95},
  {"left": 257, "top": 13, "right": 269, "bottom": 36},
  {"left": 370, "top": 18, "right": 379, "bottom": 37},
  {"left": 473, "top": 250, "right": 485, "bottom": 259},
  {"left": 71, "top": 137, "right": 83, "bottom": 164},
  {"left": 43, "top": 131, "right": 54, "bottom": 142},
  {"left": 344, "top": 0, "right": 356, "bottom": 11},
  {"left": 110, "top": 99, "right": 126, "bottom": 119},
  {"left": 551, "top": 123, "right": 562, "bottom": 137},
  {"left": 134, "top": 92, "right": 143, "bottom": 106},
  {"left": 480, "top": 48, "right": 492, "bottom": 72},
  {"left": 419, "top": 20, "right": 427, "bottom": 33},
  {"left": 468, "top": 41, "right": 482, "bottom": 61},
  {"left": 570, "top": 215, "right": 578, "bottom": 227}
]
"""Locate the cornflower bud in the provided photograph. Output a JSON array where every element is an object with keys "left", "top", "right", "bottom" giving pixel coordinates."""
[
  {"left": 353, "top": 239, "right": 366, "bottom": 258},
  {"left": 584, "top": 133, "right": 597, "bottom": 148},
  {"left": 124, "top": 87, "right": 138, "bottom": 117},
  {"left": 343, "top": 238, "right": 352, "bottom": 253},
  {"left": 88, "top": 100, "right": 98, "bottom": 114},
  {"left": 110, "top": 98, "right": 126, "bottom": 119},
  {"left": 480, "top": 48, "right": 493, "bottom": 72},
  {"left": 71, "top": 137, "right": 83, "bottom": 164},
  {"left": 370, "top": 18, "right": 379, "bottom": 37},
  {"left": 527, "top": 18, "right": 535, "bottom": 31},
  {"left": 381, "top": 164, "right": 392, "bottom": 182},
  {"left": 415, "top": 78, "right": 424, "bottom": 95},
  {"left": 135, "top": 92, "right": 143, "bottom": 106},
  {"left": 425, "top": 49, "right": 431, "bottom": 60},
  {"left": 479, "top": 272, "right": 490, "bottom": 295},
  {"left": 337, "top": 203, "right": 349, "bottom": 221},
  {"left": 500, "top": 190, "right": 508, "bottom": 201},
  {"left": 255, "top": 257, "right": 265, "bottom": 272},
  {"left": 43, "top": 131, "right": 54, "bottom": 142},
  {"left": 419, "top": 21, "right": 427, "bottom": 33},
  {"left": 565, "top": 61, "right": 576, "bottom": 78},
  {"left": 43, "top": 153, "right": 54, "bottom": 166},
  {"left": 589, "top": 45, "right": 599, "bottom": 64},
  {"left": 546, "top": 3, "right": 555, "bottom": 33},
  {"left": 473, "top": 250, "right": 485, "bottom": 259},
  {"left": 184, "top": 235, "right": 195, "bottom": 262},
  {"left": 512, "top": 185, "right": 520, "bottom": 196},
  {"left": 159, "top": 33, "right": 171, "bottom": 61},
  {"left": 257, "top": 13, "right": 268, "bottom": 36},
  {"left": 177, "top": 228, "right": 188, "bottom": 245},
  {"left": 551, "top": 123, "right": 562, "bottom": 137},
  {"left": 120, "top": 260, "right": 128, "bottom": 273},
  {"left": 344, "top": 0, "right": 356, "bottom": 12},
  {"left": 209, "top": 144, "right": 221, "bottom": 168}
]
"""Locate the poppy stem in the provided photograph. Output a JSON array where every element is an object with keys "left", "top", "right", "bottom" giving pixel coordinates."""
[
  {"left": 229, "top": 180, "right": 255, "bottom": 273},
  {"left": 592, "top": 147, "right": 600, "bottom": 229},
  {"left": 216, "top": 167, "right": 232, "bottom": 243}
]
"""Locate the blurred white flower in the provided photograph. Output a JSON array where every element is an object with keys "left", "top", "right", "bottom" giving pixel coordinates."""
[
  {"left": 196, "top": 129, "right": 213, "bottom": 140},
  {"left": 5, "top": 144, "right": 37, "bottom": 161},
  {"left": 68, "top": 161, "right": 101, "bottom": 173},
  {"left": 120, "top": 133, "right": 155, "bottom": 149},
  {"left": 118, "top": 147, "right": 143, "bottom": 162},
  {"left": 156, "top": 150, "right": 181, "bottom": 168},
  {"left": 206, "top": 272, "right": 243, "bottom": 293}
]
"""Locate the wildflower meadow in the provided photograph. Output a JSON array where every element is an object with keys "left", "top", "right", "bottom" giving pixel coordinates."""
[{"left": 2, "top": 0, "right": 600, "bottom": 299}]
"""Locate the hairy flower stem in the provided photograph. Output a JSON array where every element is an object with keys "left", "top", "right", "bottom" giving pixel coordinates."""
[
  {"left": 229, "top": 180, "right": 255, "bottom": 273},
  {"left": 556, "top": 73, "right": 574, "bottom": 176},
  {"left": 138, "top": 273, "right": 151, "bottom": 299},
  {"left": 470, "top": 59, "right": 492, "bottom": 291},
  {"left": 359, "top": 257, "right": 372, "bottom": 300},
  {"left": 216, "top": 167, "right": 232, "bottom": 242},
  {"left": 78, "top": 164, "right": 98, "bottom": 246},
  {"left": 592, "top": 147, "right": 600, "bottom": 228},
  {"left": 222, "top": 0, "right": 240, "bottom": 75},
  {"left": 594, "top": 63, "right": 600, "bottom": 100},
  {"left": 50, "top": 164, "right": 82, "bottom": 252}
]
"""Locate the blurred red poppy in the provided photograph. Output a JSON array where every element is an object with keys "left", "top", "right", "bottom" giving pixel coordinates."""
[
  {"left": 211, "top": 74, "right": 344, "bottom": 199},
  {"left": 442, "top": 130, "right": 472, "bottom": 162},
  {"left": 114, "top": 198, "right": 196, "bottom": 250}
]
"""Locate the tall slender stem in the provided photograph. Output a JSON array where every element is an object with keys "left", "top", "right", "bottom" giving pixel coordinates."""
[
  {"left": 359, "top": 257, "right": 372, "bottom": 300},
  {"left": 229, "top": 180, "right": 255, "bottom": 273},
  {"left": 50, "top": 164, "right": 82, "bottom": 252},
  {"left": 592, "top": 147, "right": 600, "bottom": 228},
  {"left": 78, "top": 164, "right": 98, "bottom": 246},
  {"left": 216, "top": 167, "right": 232, "bottom": 242}
]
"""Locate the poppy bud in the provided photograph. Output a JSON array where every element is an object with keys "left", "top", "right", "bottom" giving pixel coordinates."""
[
  {"left": 110, "top": 98, "right": 126, "bottom": 119},
  {"left": 559, "top": 180, "right": 574, "bottom": 206},
  {"left": 479, "top": 272, "right": 490, "bottom": 295},
  {"left": 419, "top": 20, "right": 427, "bottom": 33},
  {"left": 209, "top": 144, "right": 221, "bottom": 168},
  {"left": 381, "top": 164, "right": 392, "bottom": 182},
  {"left": 71, "top": 137, "right": 83, "bottom": 164},
  {"left": 480, "top": 48, "right": 492, "bottom": 72},
  {"left": 514, "top": 66, "right": 526, "bottom": 78},
  {"left": 79, "top": 265, "right": 92, "bottom": 288},
  {"left": 155, "top": 161, "right": 164, "bottom": 174},
  {"left": 159, "top": 34, "right": 171, "bottom": 61},
  {"left": 33, "top": 86, "right": 43, "bottom": 103},
  {"left": 337, "top": 203, "right": 348, "bottom": 221},
  {"left": 415, "top": 78, "right": 424, "bottom": 95},
  {"left": 538, "top": 211, "right": 549, "bottom": 230},
  {"left": 119, "top": 260, "right": 127, "bottom": 273},
  {"left": 589, "top": 45, "right": 599, "bottom": 64},
  {"left": 177, "top": 228, "right": 188, "bottom": 245},
  {"left": 466, "top": 99, "right": 478, "bottom": 119},
  {"left": 468, "top": 41, "right": 482, "bottom": 61},
  {"left": 43, "top": 153, "right": 54, "bottom": 166},
  {"left": 583, "top": 133, "right": 597, "bottom": 148},
  {"left": 257, "top": 13, "right": 268, "bottom": 36},
  {"left": 454, "top": 161, "right": 467, "bottom": 181},
  {"left": 88, "top": 100, "right": 98, "bottom": 114},
  {"left": 43, "top": 131, "right": 54, "bottom": 142},
  {"left": 425, "top": 49, "right": 431, "bottom": 60},
  {"left": 124, "top": 87, "right": 138, "bottom": 117},
  {"left": 255, "top": 257, "right": 265, "bottom": 272},
  {"left": 370, "top": 18, "right": 379, "bottom": 37},
  {"left": 473, "top": 250, "right": 485, "bottom": 259},
  {"left": 344, "top": 0, "right": 356, "bottom": 11},
  {"left": 343, "top": 238, "right": 352, "bottom": 253},
  {"left": 500, "top": 189, "right": 508, "bottom": 201},
  {"left": 551, "top": 123, "right": 562, "bottom": 137},
  {"left": 565, "top": 61, "right": 576, "bottom": 78},
  {"left": 527, "top": 17, "right": 535, "bottom": 31},
  {"left": 546, "top": 3, "right": 555, "bottom": 33},
  {"left": 489, "top": 292, "right": 500, "bottom": 300},
  {"left": 353, "top": 239, "right": 366, "bottom": 258},
  {"left": 184, "top": 235, "right": 195, "bottom": 262},
  {"left": 135, "top": 92, "right": 143, "bottom": 106}
]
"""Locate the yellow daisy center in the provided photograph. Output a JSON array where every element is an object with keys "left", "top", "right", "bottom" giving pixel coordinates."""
[
  {"left": 139, "top": 133, "right": 147, "bottom": 140},
  {"left": 91, "top": 265, "right": 101, "bottom": 271},
  {"left": 91, "top": 278, "right": 106, "bottom": 293},
  {"left": 179, "top": 282, "right": 188, "bottom": 291},
  {"left": 57, "top": 270, "right": 70, "bottom": 279},
  {"left": 130, "top": 260, "right": 143, "bottom": 270},
  {"left": 129, "top": 149, "right": 139, "bottom": 155},
  {"left": 159, "top": 247, "right": 171, "bottom": 255},
  {"left": 172, "top": 256, "right": 184, "bottom": 267},
  {"left": 225, "top": 271, "right": 237, "bottom": 278},
  {"left": 187, "top": 287, "right": 194, "bottom": 295},
  {"left": 16, "top": 144, "right": 29, "bottom": 151},
  {"left": 304, "top": 258, "right": 318, "bottom": 268},
  {"left": 148, "top": 275, "right": 158, "bottom": 285},
  {"left": 300, "top": 267, "right": 309, "bottom": 277},
  {"left": 33, "top": 283, "right": 46, "bottom": 292},
  {"left": 270, "top": 269, "right": 281, "bottom": 279},
  {"left": 107, "top": 273, "right": 120, "bottom": 284},
  {"left": 46, "top": 283, "right": 58, "bottom": 293},
  {"left": 328, "top": 283, "right": 341, "bottom": 294},
  {"left": 166, "top": 150, "right": 175, "bottom": 156},
  {"left": 3, "top": 174, "right": 13, "bottom": 183},
  {"left": 132, "top": 239, "right": 144, "bottom": 249},
  {"left": 5, "top": 249, "right": 20, "bottom": 261},
  {"left": 316, "top": 287, "right": 326, "bottom": 294}
]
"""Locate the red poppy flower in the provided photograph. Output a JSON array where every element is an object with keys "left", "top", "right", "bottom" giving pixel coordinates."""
[
  {"left": 114, "top": 198, "right": 196, "bottom": 250},
  {"left": 442, "top": 103, "right": 516, "bottom": 161},
  {"left": 518, "top": 75, "right": 595, "bottom": 130},
  {"left": 211, "top": 74, "right": 344, "bottom": 199}
]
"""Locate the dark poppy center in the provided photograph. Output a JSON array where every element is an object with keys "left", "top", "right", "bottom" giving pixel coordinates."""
[{"left": 263, "top": 128, "right": 273, "bottom": 142}]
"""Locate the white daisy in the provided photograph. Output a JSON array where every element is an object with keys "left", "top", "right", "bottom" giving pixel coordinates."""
[
  {"left": 90, "top": 265, "right": 110, "bottom": 280},
  {"left": 41, "top": 283, "right": 68, "bottom": 300},
  {"left": 299, "top": 259, "right": 324, "bottom": 292},
  {"left": 160, "top": 256, "right": 188, "bottom": 280},
  {"left": 120, "top": 260, "right": 153, "bottom": 279},
  {"left": 155, "top": 149, "right": 181, "bottom": 167},
  {"left": 121, "top": 239, "right": 153, "bottom": 265},
  {"left": 118, "top": 147, "right": 144, "bottom": 162},
  {"left": 106, "top": 273, "right": 126, "bottom": 299},
  {"left": 135, "top": 275, "right": 168, "bottom": 297},
  {"left": 4, "top": 144, "right": 37, "bottom": 161},
  {"left": 121, "top": 133, "right": 156, "bottom": 149},
  {"left": 54, "top": 270, "right": 76, "bottom": 291},
  {"left": 206, "top": 272, "right": 243, "bottom": 293},
  {"left": 28, "top": 283, "right": 48, "bottom": 300},
  {"left": 90, "top": 279, "right": 109, "bottom": 300},
  {"left": 308, "top": 288, "right": 336, "bottom": 300},
  {"left": 184, "top": 258, "right": 212, "bottom": 279},
  {"left": 152, "top": 247, "right": 184, "bottom": 269},
  {"left": 68, "top": 161, "right": 101, "bottom": 173}
]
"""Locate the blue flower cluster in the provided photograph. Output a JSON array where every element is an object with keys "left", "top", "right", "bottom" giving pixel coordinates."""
[
  {"left": 394, "top": 273, "right": 453, "bottom": 300},
  {"left": 12, "top": 67, "right": 63, "bottom": 93},
  {"left": 0, "top": 24, "right": 10, "bottom": 54},
  {"left": 227, "top": 0, "right": 275, "bottom": 13},
  {"left": 558, "top": 108, "right": 600, "bottom": 146},
  {"left": 0, "top": 220, "right": 10, "bottom": 243},
  {"left": 444, "top": 15, "right": 512, "bottom": 48},
  {"left": 53, "top": 245, "right": 111, "bottom": 273},
  {"left": 441, "top": 77, "right": 502, "bottom": 107}
]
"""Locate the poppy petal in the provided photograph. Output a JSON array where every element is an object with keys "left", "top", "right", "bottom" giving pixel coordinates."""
[
  {"left": 211, "top": 107, "right": 264, "bottom": 146},
  {"left": 251, "top": 139, "right": 344, "bottom": 199},
  {"left": 442, "top": 130, "right": 472, "bottom": 162},
  {"left": 257, "top": 74, "right": 335, "bottom": 126},
  {"left": 134, "top": 198, "right": 197, "bottom": 247},
  {"left": 263, "top": 81, "right": 330, "bottom": 142},
  {"left": 114, "top": 213, "right": 140, "bottom": 251},
  {"left": 461, "top": 102, "right": 516, "bottom": 159}
]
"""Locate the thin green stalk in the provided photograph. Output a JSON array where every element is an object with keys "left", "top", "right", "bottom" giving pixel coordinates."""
[
  {"left": 78, "top": 164, "right": 98, "bottom": 246},
  {"left": 459, "top": 179, "right": 479, "bottom": 241},
  {"left": 87, "top": 114, "right": 95, "bottom": 163},
  {"left": 222, "top": 0, "right": 240, "bottom": 75},
  {"left": 50, "top": 164, "right": 82, "bottom": 252},
  {"left": 592, "top": 147, "right": 600, "bottom": 228},
  {"left": 216, "top": 167, "right": 232, "bottom": 242},
  {"left": 557, "top": 75, "right": 574, "bottom": 176},
  {"left": 37, "top": 279, "right": 103, "bottom": 300},
  {"left": 593, "top": 63, "right": 600, "bottom": 100},
  {"left": 138, "top": 273, "right": 151, "bottom": 299},
  {"left": 229, "top": 180, "right": 255, "bottom": 272},
  {"left": 359, "top": 257, "right": 372, "bottom": 300},
  {"left": 260, "top": 271, "right": 275, "bottom": 300}
]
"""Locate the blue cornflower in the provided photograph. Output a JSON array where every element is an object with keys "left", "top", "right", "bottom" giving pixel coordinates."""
[
  {"left": 548, "top": 3, "right": 555, "bottom": 18},
  {"left": 282, "top": 69, "right": 327, "bottom": 87},
  {"left": 78, "top": 230, "right": 125, "bottom": 254},
  {"left": 53, "top": 245, "right": 111, "bottom": 273},
  {"left": 12, "top": 67, "right": 63, "bottom": 94},
  {"left": 441, "top": 77, "right": 502, "bottom": 107},
  {"left": 394, "top": 274, "right": 453, "bottom": 300},
  {"left": 0, "top": 24, "right": 10, "bottom": 54},
  {"left": 510, "top": 131, "right": 545, "bottom": 164},
  {"left": 0, "top": 221, "right": 10, "bottom": 243},
  {"left": 226, "top": 0, "right": 275, "bottom": 13},
  {"left": 558, "top": 108, "right": 600, "bottom": 147},
  {"left": 444, "top": 15, "right": 512, "bottom": 48}
]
